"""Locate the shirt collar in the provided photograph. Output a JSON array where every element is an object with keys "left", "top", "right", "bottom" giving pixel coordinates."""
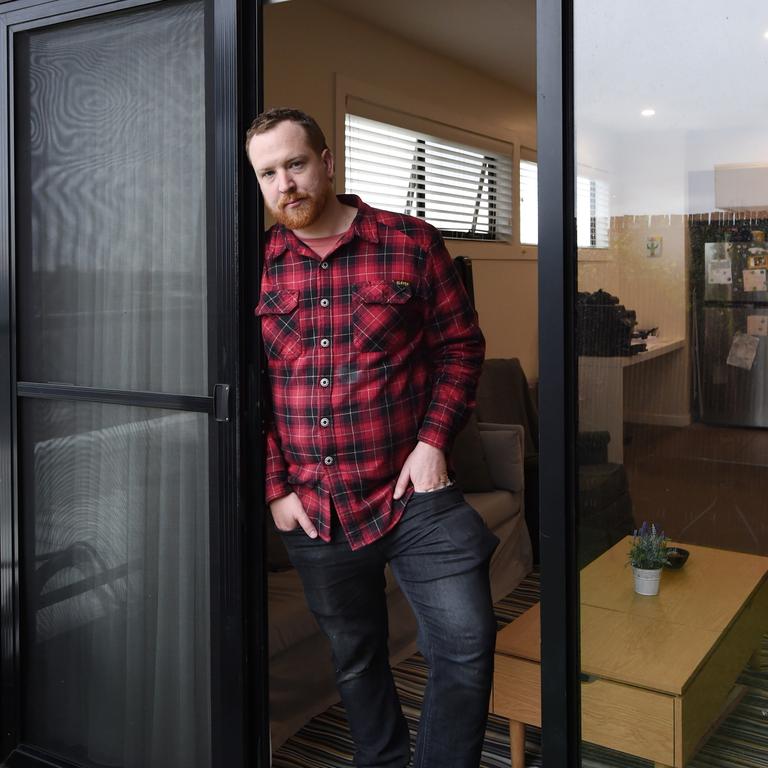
[
  {"left": 268, "top": 194, "right": 379, "bottom": 257},
  {"left": 342, "top": 194, "right": 380, "bottom": 245}
]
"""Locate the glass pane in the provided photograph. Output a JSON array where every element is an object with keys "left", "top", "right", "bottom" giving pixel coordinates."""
[
  {"left": 16, "top": 1, "right": 208, "bottom": 395},
  {"left": 575, "top": 3, "right": 768, "bottom": 767},
  {"left": 21, "top": 399, "right": 210, "bottom": 768}
]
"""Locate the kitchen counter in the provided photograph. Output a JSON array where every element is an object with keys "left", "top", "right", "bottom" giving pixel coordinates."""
[{"left": 579, "top": 338, "right": 686, "bottom": 462}]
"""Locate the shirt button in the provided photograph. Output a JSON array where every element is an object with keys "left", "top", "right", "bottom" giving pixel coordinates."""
[
  {"left": 320, "top": 338, "right": 330, "bottom": 348},
  {"left": 320, "top": 377, "right": 330, "bottom": 387},
  {"left": 320, "top": 417, "right": 330, "bottom": 427},
  {"left": 320, "top": 298, "right": 330, "bottom": 307},
  {"left": 320, "top": 261, "right": 330, "bottom": 270},
  {"left": 323, "top": 456, "right": 334, "bottom": 465}
]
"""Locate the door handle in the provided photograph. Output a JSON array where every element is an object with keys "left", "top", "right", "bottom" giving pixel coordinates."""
[{"left": 213, "top": 383, "right": 231, "bottom": 422}]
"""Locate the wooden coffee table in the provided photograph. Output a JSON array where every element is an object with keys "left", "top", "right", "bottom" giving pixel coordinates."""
[{"left": 491, "top": 538, "right": 768, "bottom": 767}]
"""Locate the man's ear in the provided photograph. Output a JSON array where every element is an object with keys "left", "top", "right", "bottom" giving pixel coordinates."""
[{"left": 321, "top": 147, "right": 335, "bottom": 180}]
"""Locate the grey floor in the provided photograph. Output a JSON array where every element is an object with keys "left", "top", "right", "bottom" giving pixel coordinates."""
[{"left": 624, "top": 421, "right": 768, "bottom": 556}]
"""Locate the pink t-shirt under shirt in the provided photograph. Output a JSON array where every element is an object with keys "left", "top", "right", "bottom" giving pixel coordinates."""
[{"left": 299, "top": 232, "right": 345, "bottom": 259}]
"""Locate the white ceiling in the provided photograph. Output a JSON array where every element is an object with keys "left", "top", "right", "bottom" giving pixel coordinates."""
[
  {"left": 307, "top": 0, "right": 768, "bottom": 138},
  {"left": 574, "top": 0, "right": 768, "bottom": 133},
  {"left": 319, "top": 0, "right": 537, "bottom": 95}
]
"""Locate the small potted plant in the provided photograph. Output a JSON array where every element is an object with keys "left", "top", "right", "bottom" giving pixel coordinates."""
[{"left": 628, "top": 521, "right": 669, "bottom": 595}]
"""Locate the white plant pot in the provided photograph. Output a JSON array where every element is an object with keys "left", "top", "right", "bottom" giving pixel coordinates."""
[{"left": 633, "top": 566, "right": 662, "bottom": 596}]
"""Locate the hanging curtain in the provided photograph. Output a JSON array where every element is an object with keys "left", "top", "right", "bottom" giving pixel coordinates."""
[{"left": 18, "top": 3, "right": 211, "bottom": 766}]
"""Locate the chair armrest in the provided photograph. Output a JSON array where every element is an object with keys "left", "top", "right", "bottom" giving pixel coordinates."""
[{"left": 477, "top": 423, "right": 524, "bottom": 493}]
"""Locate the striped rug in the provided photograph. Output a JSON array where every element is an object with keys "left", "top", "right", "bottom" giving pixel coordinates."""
[{"left": 272, "top": 572, "right": 768, "bottom": 767}]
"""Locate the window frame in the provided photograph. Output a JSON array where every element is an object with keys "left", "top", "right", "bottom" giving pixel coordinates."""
[
  {"left": 519, "top": 147, "right": 540, "bottom": 253},
  {"left": 575, "top": 170, "right": 610, "bottom": 250},
  {"left": 335, "top": 75, "right": 537, "bottom": 261},
  {"left": 520, "top": 150, "right": 613, "bottom": 258}
]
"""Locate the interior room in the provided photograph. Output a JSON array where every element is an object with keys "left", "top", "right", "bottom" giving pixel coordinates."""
[
  {"left": 262, "top": 0, "right": 539, "bottom": 371},
  {"left": 568, "top": 8, "right": 768, "bottom": 768},
  {"left": 574, "top": 5, "right": 768, "bottom": 558},
  {"left": 262, "top": 1, "right": 768, "bottom": 766},
  {"left": 262, "top": 0, "right": 541, "bottom": 761}
]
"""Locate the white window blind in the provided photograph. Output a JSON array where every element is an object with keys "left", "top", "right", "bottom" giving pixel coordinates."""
[
  {"left": 519, "top": 156, "right": 610, "bottom": 249},
  {"left": 576, "top": 175, "right": 610, "bottom": 248},
  {"left": 520, "top": 159, "right": 538, "bottom": 246},
  {"left": 345, "top": 113, "right": 513, "bottom": 241}
]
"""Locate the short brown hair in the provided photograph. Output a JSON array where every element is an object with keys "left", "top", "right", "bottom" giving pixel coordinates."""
[{"left": 245, "top": 108, "right": 329, "bottom": 156}]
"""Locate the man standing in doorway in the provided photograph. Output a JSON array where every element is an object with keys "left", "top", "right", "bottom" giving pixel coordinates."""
[{"left": 246, "top": 108, "right": 498, "bottom": 768}]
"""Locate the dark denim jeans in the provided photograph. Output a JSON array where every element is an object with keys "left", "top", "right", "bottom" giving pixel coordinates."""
[{"left": 280, "top": 486, "right": 500, "bottom": 768}]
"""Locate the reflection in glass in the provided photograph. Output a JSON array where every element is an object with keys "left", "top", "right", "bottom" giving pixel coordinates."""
[
  {"left": 575, "top": 2, "right": 768, "bottom": 766},
  {"left": 16, "top": 1, "right": 208, "bottom": 395},
  {"left": 21, "top": 400, "right": 210, "bottom": 768}
]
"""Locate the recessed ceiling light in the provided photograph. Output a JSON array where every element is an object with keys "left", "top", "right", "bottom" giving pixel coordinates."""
[
  {"left": 764, "top": 29, "right": 768, "bottom": 39},
  {"left": 641, "top": 108, "right": 656, "bottom": 117}
]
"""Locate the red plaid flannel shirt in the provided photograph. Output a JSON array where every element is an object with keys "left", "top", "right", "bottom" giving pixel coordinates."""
[{"left": 256, "top": 195, "right": 485, "bottom": 549}]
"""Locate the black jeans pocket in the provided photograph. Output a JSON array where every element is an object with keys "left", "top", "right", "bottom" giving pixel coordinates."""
[{"left": 440, "top": 503, "right": 500, "bottom": 563}]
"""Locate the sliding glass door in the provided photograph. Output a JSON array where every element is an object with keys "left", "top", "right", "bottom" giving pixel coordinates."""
[
  {"left": 540, "top": 0, "right": 768, "bottom": 762},
  {"left": 1, "top": 0, "right": 264, "bottom": 765},
  {"left": 571, "top": 2, "right": 768, "bottom": 767}
]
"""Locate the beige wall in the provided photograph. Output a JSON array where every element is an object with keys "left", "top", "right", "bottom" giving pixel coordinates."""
[
  {"left": 578, "top": 216, "right": 691, "bottom": 425},
  {"left": 578, "top": 257, "right": 620, "bottom": 297},
  {"left": 264, "top": 0, "right": 540, "bottom": 379},
  {"left": 579, "top": 217, "right": 688, "bottom": 337},
  {"left": 615, "top": 216, "right": 688, "bottom": 342},
  {"left": 619, "top": 217, "right": 690, "bottom": 425}
]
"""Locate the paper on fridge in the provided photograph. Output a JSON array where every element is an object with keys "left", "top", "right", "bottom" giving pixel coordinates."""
[
  {"left": 747, "top": 315, "right": 768, "bottom": 337},
  {"left": 743, "top": 268, "right": 767, "bottom": 292},
  {"left": 727, "top": 332, "right": 760, "bottom": 370},
  {"left": 708, "top": 265, "right": 732, "bottom": 285}
]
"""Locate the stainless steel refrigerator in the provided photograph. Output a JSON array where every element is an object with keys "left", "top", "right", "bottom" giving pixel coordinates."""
[{"left": 701, "top": 238, "right": 768, "bottom": 427}]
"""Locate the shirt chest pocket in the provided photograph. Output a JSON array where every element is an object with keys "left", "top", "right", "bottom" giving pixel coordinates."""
[
  {"left": 353, "top": 280, "right": 423, "bottom": 352},
  {"left": 255, "top": 289, "right": 302, "bottom": 360}
]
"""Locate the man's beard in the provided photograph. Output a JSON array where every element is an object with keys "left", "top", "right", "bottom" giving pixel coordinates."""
[{"left": 270, "top": 187, "right": 329, "bottom": 230}]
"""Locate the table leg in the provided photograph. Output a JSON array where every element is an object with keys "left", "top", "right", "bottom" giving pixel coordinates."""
[{"left": 509, "top": 720, "right": 525, "bottom": 768}]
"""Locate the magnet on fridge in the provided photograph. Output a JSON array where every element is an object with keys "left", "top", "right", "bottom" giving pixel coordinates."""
[
  {"left": 747, "top": 248, "right": 768, "bottom": 269},
  {"left": 743, "top": 269, "right": 767, "bottom": 292}
]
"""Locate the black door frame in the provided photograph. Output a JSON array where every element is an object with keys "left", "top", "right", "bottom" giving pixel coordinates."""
[
  {"left": 241, "top": 1, "right": 270, "bottom": 766},
  {"left": 537, "top": 0, "right": 581, "bottom": 765},
  {"left": 0, "top": 0, "right": 268, "bottom": 765}
]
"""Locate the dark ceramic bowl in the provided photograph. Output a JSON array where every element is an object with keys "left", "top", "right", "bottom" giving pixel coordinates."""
[{"left": 665, "top": 547, "right": 689, "bottom": 569}]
